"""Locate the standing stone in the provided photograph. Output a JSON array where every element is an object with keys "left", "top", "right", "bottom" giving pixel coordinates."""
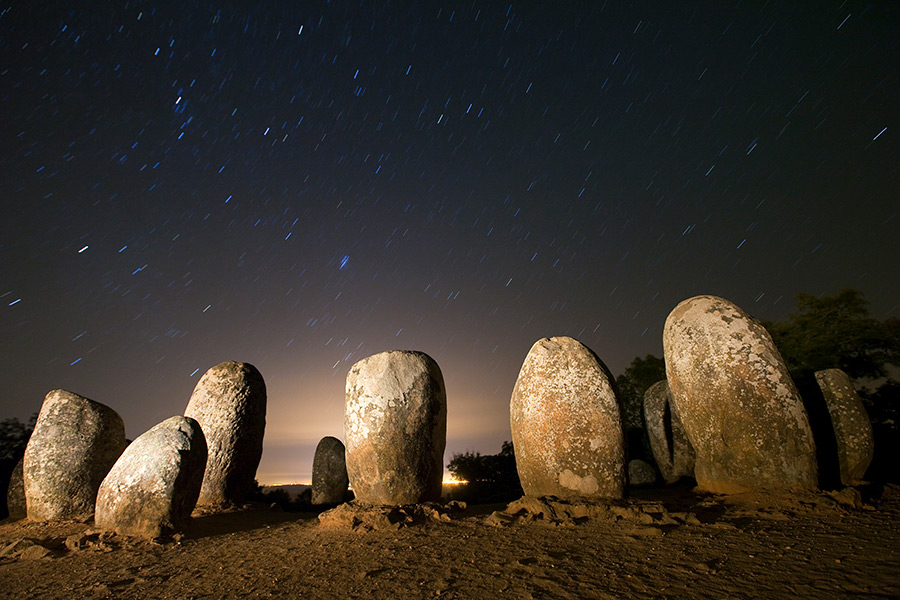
[
  {"left": 815, "top": 369, "right": 874, "bottom": 485},
  {"left": 345, "top": 350, "right": 446, "bottom": 505},
  {"left": 6, "top": 458, "right": 26, "bottom": 520},
  {"left": 663, "top": 296, "right": 818, "bottom": 494},
  {"left": 95, "top": 416, "right": 207, "bottom": 538},
  {"left": 643, "top": 380, "right": 695, "bottom": 483},
  {"left": 627, "top": 459, "right": 657, "bottom": 486},
  {"left": 311, "top": 436, "right": 349, "bottom": 505},
  {"left": 24, "top": 390, "right": 126, "bottom": 520},
  {"left": 185, "top": 361, "right": 266, "bottom": 506},
  {"left": 510, "top": 337, "right": 625, "bottom": 499}
]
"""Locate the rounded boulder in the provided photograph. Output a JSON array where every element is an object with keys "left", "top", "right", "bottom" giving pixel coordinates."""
[
  {"left": 663, "top": 295, "right": 818, "bottom": 494},
  {"left": 185, "top": 361, "right": 267, "bottom": 506},
  {"left": 311, "top": 436, "right": 349, "bottom": 505},
  {"left": 510, "top": 337, "right": 625, "bottom": 499},
  {"left": 344, "top": 350, "right": 447, "bottom": 505},
  {"left": 643, "top": 380, "right": 695, "bottom": 484},
  {"left": 815, "top": 368, "right": 874, "bottom": 485},
  {"left": 95, "top": 416, "right": 207, "bottom": 538},
  {"left": 24, "top": 389, "right": 126, "bottom": 521}
]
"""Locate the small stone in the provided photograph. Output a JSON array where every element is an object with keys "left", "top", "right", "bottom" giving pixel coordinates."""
[
  {"left": 18, "top": 544, "right": 52, "bottom": 560},
  {"left": 815, "top": 369, "right": 875, "bottom": 486},
  {"left": 311, "top": 436, "right": 349, "bottom": 505},
  {"left": 185, "top": 361, "right": 267, "bottom": 506},
  {"left": 663, "top": 296, "right": 818, "bottom": 494},
  {"left": 95, "top": 416, "right": 207, "bottom": 539},
  {"left": 24, "top": 390, "right": 126, "bottom": 521},
  {"left": 344, "top": 350, "right": 447, "bottom": 505},
  {"left": 628, "top": 459, "right": 657, "bottom": 486},
  {"left": 510, "top": 337, "right": 625, "bottom": 499},
  {"left": 643, "top": 380, "right": 695, "bottom": 483}
]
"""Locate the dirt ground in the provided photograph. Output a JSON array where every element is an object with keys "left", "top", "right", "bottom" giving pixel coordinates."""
[{"left": 1, "top": 483, "right": 898, "bottom": 600}]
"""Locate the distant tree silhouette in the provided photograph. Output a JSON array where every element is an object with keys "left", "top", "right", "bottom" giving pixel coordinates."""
[
  {"left": 615, "top": 354, "right": 666, "bottom": 469},
  {"left": 765, "top": 289, "right": 900, "bottom": 484},
  {"left": 447, "top": 441, "right": 522, "bottom": 503},
  {"left": 765, "top": 288, "right": 900, "bottom": 380},
  {"left": 1, "top": 413, "right": 37, "bottom": 519}
]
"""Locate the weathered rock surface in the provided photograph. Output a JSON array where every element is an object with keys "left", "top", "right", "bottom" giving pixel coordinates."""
[
  {"left": 643, "top": 380, "right": 695, "bottom": 483},
  {"left": 24, "top": 390, "right": 126, "bottom": 521},
  {"left": 815, "top": 369, "right": 874, "bottom": 485},
  {"left": 510, "top": 337, "right": 625, "bottom": 499},
  {"left": 6, "top": 457, "right": 26, "bottom": 520},
  {"left": 95, "top": 416, "right": 207, "bottom": 538},
  {"left": 663, "top": 296, "right": 818, "bottom": 494},
  {"left": 311, "top": 436, "right": 349, "bottom": 505},
  {"left": 628, "top": 459, "right": 657, "bottom": 486},
  {"left": 318, "top": 501, "right": 463, "bottom": 532},
  {"left": 185, "top": 361, "right": 266, "bottom": 506},
  {"left": 344, "top": 350, "right": 447, "bottom": 505},
  {"left": 488, "top": 496, "right": 700, "bottom": 529}
]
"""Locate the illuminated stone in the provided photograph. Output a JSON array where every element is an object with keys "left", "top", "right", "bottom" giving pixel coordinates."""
[
  {"left": 643, "top": 380, "right": 695, "bottom": 483},
  {"left": 510, "top": 337, "right": 625, "bottom": 499},
  {"left": 345, "top": 350, "right": 446, "bottom": 505},
  {"left": 24, "top": 389, "right": 126, "bottom": 520},
  {"left": 663, "top": 296, "right": 817, "bottom": 494},
  {"left": 185, "top": 361, "right": 266, "bottom": 506},
  {"left": 95, "top": 416, "right": 206, "bottom": 538},
  {"left": 311, "top": 436, "right": 349, "bottom": 505},
  {"left": 815, "top": 368, "right": 874, "bottom": 485}
]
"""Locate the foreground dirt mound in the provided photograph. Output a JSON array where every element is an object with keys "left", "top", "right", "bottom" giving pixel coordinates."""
[{"left": 1, "top": 485, "right": 898, "bottom": 599}]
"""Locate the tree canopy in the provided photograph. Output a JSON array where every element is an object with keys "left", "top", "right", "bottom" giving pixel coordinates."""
[
  {"left": 446, "top": 441, "right": 522, "bottom": 503},
  {"left": 615, "top": 354, "right": 666, "bottom": 431},
  {"left": 764, "top": 288, "right": 900, "bottom": 380}
]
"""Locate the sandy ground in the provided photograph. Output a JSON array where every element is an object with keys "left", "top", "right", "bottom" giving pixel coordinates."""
[{"left": 1, "top": 484, "right": 898, "bottom": 600}]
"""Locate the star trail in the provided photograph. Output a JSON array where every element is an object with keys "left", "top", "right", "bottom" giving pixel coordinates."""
[{"left": 1, "top": 2, "right": 897, "bottom": 483}]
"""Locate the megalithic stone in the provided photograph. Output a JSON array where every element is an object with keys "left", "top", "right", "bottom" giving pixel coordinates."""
[
  {"left": 95, "top": 416, "right": 207, "bottom": 538},
  {"left": 24, "top": 389, "right": 127, "bottom": 520},
  {"left": 345, "top": 350, "right": 446, "bottom": 505},
  {"left": 185, "top": 361, "right": 266, "bottom": 506},
  {"left": 311, "top": 436, "right": 349, "bottom": 505},
  {"left": 663, "top": 295, "right": 818, "bottom": 494},
  {"left": 815, "top": 368, "right": 874, "bottom": 485},
  {"left": 510, "top": 337, "right": 625, "bottom": 499},
  {"left": 643, "top": 380, "right": 695, "bottom": 483}
]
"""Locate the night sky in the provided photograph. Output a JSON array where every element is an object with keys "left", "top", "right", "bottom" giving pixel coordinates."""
[{"left": 2, "top": 2, "right": 898, "bottom": 484}]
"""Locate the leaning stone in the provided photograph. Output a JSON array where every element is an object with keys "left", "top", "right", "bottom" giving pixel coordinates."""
[
  {"left": 628, "top": 459, "right": 657, "bottom": 486},
  {"left": 510, "top": 337, "right": 625, "bottom": 499},
  {"left": 643, "top": 380, "right": 695, "bottom": 483},
  {"left": 24, "top": 390, "right": 126, "bottom": 521},
  {"left": 815, "top": 369, "right": 874, "bottom": 485},
  {"left": 185, "top": 361, "right": 266, "bottom": 506},
  {"left": 663, "top": 296, "right": 818, "bottom": 494},
  {"left": 95, "top": 416, "right": 207, "bottom": 539},
  {"left": 6, "top": 457, "right": 26, "bottom": 520},
  {"left": 345, "top": 350, "right": 447, "bottom": 505},
  {"left": 311, "top": 436, "right": 349, "bottom": 505}
]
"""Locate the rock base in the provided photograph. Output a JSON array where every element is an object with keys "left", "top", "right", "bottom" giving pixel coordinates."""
[{"left": 318, "top": 500, "right": 466, "bottom": 532}]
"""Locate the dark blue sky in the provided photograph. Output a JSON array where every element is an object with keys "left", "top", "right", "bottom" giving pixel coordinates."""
[{"left": 2, "top": 2, "right": 897, "bottom": 482}]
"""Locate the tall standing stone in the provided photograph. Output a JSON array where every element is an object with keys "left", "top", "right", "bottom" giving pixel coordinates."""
[
  {"left": 643, "top": 380, "right": 695, "bottom": 483},
  {"left": 815, "top": 368, "right": 874, "bottom": 485},
  {"left": 663, "top": 296, "right": 818, "bottom": 494},
  {"left": 510, "top": 337, "right": 625, "bottom": 499},
  {"left": 185, "top": 361, "right": 266, "bottom": 506},
  {"left": 345, "top": 350, "right": 446, "bottom": 505},
  {"left": 24, "top": 390, "right": 127, "bottom": 520},
  {"left": 95, "top": 416, "right": 207, "bottom": 538},
  {"left": 311, "top": 436, "right": 349, "bottom": 505}
]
